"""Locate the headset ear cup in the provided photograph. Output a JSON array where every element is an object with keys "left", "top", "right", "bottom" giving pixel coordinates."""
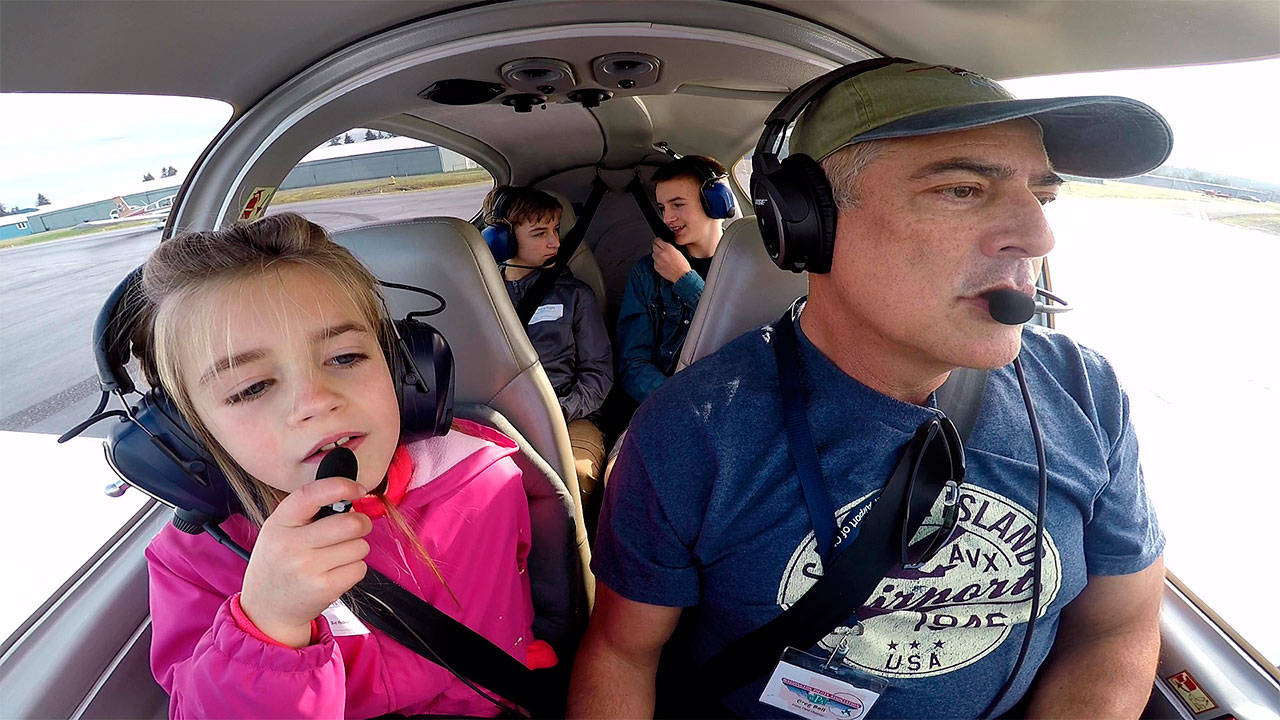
[
  {"left": 386, "top": 326, "right": 406, "bottom": 416},
  {"left": 392, "top": 319, "right": 455, "bottom": 437},
  {"left": 482, "top": 223, "right": 515, "bottom": 262},
  {"left": 105, "top": 388, "right": 240, "bottom": 524},
  {"left": 783, "top": 154, "right": 839, "bottom": 274},
  {"left": 700, "top": 180, "right": 737, "bottom": 219}
]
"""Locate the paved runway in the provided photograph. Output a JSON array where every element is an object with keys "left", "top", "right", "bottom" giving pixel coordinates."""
[{"left": 0, "top": 183, "right": 491, "bottom": 437}]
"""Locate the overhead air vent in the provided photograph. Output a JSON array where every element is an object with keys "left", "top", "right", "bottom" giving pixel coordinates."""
[
  {"left": 419, "top": 79, "right": 505, "bottom": 105},
  {"left": 567, "top": 88, "right": 613, "bottom": 109},
  {"left": 501, "top": 93, "right": 547, "bottom": 113},
  {"left": 500, "top": 58, "right": 577, "bottom": 96},
  {"left": 592, "top": 53, "right": 661, "bottom": 90}
]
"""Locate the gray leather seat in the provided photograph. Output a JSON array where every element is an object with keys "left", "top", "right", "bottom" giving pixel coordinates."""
[
  {"left": 676, "top": 215, "right": 808, "bottom": 370},
  {"left": 333, "top": 216, "right": 592, "bottom": 652}
]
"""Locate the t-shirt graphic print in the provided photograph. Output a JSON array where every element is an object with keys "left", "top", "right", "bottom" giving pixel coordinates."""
[{"left": 777, "top": 486, "right": 1061, "bottom": 680}]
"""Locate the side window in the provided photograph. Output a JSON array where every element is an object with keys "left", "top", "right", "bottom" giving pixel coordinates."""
[
  {"left": 0, "top": 93, "right": 231, "bottom": 642},
  {"left": 732, "top": 154, "right": 753, "bottom": 199},
  {"left": 271, "top": 129, "right": 493, "bottom": 231},
  {"left": 1004, "top": 58, "right": 1279, "bottom": 666}
]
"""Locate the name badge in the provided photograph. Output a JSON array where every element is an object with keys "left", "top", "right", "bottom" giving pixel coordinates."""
[
  {"left": 528, "top": 303, "right": 564, "bottom": 325},
  {"left": 322, "top": 598, "right": 370, "bottom": 637},
  {"left": 760, "top": 647, "right": 887, "bottom": 719}
]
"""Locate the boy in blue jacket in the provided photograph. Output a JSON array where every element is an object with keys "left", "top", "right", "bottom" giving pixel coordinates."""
[{"left": 616, "top": 156, "right": 730, "bottom": 403}]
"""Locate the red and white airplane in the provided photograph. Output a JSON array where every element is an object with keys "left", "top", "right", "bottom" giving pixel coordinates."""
[{"left": 107, "top": 194, "right": 174, "bottom": 220}]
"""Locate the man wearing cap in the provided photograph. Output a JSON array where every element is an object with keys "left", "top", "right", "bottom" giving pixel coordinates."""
[{"left": 571, "top": 59, "right": 1167, "bottom": 718}]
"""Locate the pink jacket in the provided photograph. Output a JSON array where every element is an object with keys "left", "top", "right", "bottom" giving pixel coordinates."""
[{"left": 147, "top": 419, "right": 535, "bottom": 718}]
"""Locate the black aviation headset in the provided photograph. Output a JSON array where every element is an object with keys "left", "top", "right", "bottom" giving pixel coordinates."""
[
  {"left": 62, "top": 265, "right": 454, "bottom": 538},
  {"left": 750, "top": 57, "right": 909, "bottom": 273}
]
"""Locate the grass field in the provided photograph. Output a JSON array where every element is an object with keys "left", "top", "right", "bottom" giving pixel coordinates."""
[
  {"left": 0, "top": 219, "right": 158, "bottom": 250},
  {"left": 1218, "top": 213, "right": 1280, "bottom": 234},
  {"left": 1063, "top": 180, "right": 1280, "bottom": 235},
  {"left": 0, "top": 170, "right": 493, "bottom": 251},
  {"left": 271, "top": 169, "right": 492, "bottom": 204},
  {"left": 1062, "top": 181, "right": 1207, "bottom": 202}
]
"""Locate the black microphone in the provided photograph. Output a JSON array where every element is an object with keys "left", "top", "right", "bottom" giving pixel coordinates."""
[
  {"left": 313, "top": 446, "right": 358, "bottom": 519},
  {"left": 983, "top": 288, "right": 1072, "bottom": 325}
]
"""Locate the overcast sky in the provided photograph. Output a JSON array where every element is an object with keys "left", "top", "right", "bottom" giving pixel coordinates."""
[
  {"left": 0, "top": 57, "right": 1276, "bottom": 211},
  {"left": 1001, "top": 57, "right": 1278, "bottom": 183}
]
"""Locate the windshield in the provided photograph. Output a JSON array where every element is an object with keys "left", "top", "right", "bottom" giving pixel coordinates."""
[{"left": 1003, "top": 57, "right": 1280, "bottom": 664}]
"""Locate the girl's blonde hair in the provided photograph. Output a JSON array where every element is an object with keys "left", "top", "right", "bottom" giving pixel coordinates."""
[{"left": 137, "top": 212, "right": 456, "bottom": 602}]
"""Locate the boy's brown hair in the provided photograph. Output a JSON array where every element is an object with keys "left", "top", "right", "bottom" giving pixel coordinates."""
[
  {"left": 650, "top": 154, "right": 727, "bottom": 187},
  {"left": 483, "top": 185, "right": 562, "bottom": 229}
]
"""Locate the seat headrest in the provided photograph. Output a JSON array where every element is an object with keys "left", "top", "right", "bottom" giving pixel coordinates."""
[
  {"left": 332, "top": 217, "right": 570, "bottom": 476},
  {"left": 545, "top": 189, "right": 577, "bottom": 234},
  {"left": 676, "top": 216, "right": 808, "bottom": 371}
]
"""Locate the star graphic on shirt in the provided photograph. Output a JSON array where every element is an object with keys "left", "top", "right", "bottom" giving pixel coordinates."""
[
  {"left": 909, "top": 640, "right": 920, "bottom": 650},
  {"left": 887, "top": 642, "right": 898, "bottom": 651},
  {"left": 934, "top": 640, "right": 945, "bottom": 649}
]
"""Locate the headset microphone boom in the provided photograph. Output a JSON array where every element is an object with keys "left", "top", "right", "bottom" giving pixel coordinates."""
[
  {"left": 982, "top": 287, "right": 1072, "bottom": 325},
  {"left": 313, "top": 446, "right": 358, "bottom": 519}
]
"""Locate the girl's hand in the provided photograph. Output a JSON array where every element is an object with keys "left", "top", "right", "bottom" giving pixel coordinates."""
[{"left": 239, "top": 476, "right": 372, "bottom": 647}]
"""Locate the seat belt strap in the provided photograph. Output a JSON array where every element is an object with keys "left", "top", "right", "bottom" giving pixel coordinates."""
[
  {"left": 514, "top": 177, "right": 607, "bottom": 325},
  {"left": 348, "top": 567, "right": 559, "bottom": 715},
  {"left": 692, "top": 307, "right": 987, "bottom": 700},
  {"left": 626, "top": 174, "right": 675, "bottom": 243},
  {"left": 936, "top": 366, "right": 986, "bottom": 442}
]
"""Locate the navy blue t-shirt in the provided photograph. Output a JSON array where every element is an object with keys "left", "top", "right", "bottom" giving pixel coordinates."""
[{"left": 593, "top": 318, "right": 1163, "bottom": 718}]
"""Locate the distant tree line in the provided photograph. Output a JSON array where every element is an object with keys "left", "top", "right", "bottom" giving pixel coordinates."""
[
  {"left": 142, "top": 166, "right": 180, "bottom": 182},
  {"left": 1157, "top": 166, "right": 1280, "bottom": 194},
  {"left": 327, "top": 130, "right": 394, "bottom": 146},
  {"left": 0, "top": 193, "right": 52, "bottom": 215}
]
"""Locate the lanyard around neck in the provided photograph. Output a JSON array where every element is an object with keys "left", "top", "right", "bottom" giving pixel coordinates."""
[{"left": 771, "top": 308, "right": 840, "bottom": 566}]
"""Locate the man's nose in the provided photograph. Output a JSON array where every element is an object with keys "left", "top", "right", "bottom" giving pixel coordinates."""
[
  {"left": 663, "top": 207, "right": 678, "bottom": 224},
  {"left": 981, "top": 189, "right": 1056, "bottom": 260},
  {"left": 289, "top": 373, "right": 343, "bottom": 425}
]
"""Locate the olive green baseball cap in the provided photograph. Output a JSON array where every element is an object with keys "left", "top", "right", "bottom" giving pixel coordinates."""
[{"left": 790, "top": 60, "right": 1173, "bottom": 178}]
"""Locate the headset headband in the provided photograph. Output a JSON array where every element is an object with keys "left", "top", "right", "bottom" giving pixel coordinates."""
[
  {"left": 488, "top": 186, "right": 517, "bottom": 226},
  {"left": 753, "top": 57, "right": 908, "bottom": 172},
  {"left": 94, "top": 265, "right": 147, "bottom": 394},
  {"left": 690, "top": 157, "right": 728, "bottom": 188}
]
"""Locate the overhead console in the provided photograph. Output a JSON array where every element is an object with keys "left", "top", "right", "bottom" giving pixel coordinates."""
[{"left": 419, "top": 53, "right": 662, "bottom": 113}]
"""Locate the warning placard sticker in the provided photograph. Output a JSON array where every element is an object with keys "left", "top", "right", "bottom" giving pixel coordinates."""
[
  {"left": 1165, "top": 670, "right": 1218, "bottom": 714},
  {"left": 239, "top": 187, "right": 276, "bottom": 222}
]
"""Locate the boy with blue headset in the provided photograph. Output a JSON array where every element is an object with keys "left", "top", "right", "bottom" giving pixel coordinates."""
[
  {"left": 615, "top": 155, "right": 736, "bottom": 404},
  {"left": 482, "top": 185, "right": 614, "bottom": 502}
]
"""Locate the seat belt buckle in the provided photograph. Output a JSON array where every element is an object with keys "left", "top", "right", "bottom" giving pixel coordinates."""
[{"left": 942, "top": 480, "right": 960, "bottom": 507}]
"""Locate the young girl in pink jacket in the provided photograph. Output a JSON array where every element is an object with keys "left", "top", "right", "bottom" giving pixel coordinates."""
[{"left": 136, "top": 213, "right": 554, "bottom": 717}]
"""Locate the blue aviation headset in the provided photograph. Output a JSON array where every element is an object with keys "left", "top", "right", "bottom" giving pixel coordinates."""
[
  {"left": 688, "top": 157, "right": 737, "bottom": 220},
  {"left": 62, "top": 265, "right": 455, "bottom": 536},
  {"left": 481, "top": 186, "right": 519, "bottom": 262}
]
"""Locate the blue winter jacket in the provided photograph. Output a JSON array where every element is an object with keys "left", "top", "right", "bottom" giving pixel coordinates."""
[{"left": 615, "top": 255, "right": 706, "bottom": 403}]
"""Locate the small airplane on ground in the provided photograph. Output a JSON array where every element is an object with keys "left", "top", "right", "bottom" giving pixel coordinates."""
[
  {"left": 107, "top": 195, "right": 174, "bottom": 220},
  {"left": 80, "top": 195, "right": 177, "bottom": 228}
]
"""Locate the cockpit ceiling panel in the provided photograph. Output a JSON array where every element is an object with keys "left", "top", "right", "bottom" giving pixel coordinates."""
[{"left": 4, "top": 1, "right": 1276, "bottom": 108}]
